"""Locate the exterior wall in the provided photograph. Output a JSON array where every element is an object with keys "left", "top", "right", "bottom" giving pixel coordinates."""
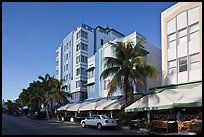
[
  {"left": 161, "top": 2, "right": 202, "bottom": 86},
  {"left": 87, "top": 31, "right": 162, "bottom": 99}
]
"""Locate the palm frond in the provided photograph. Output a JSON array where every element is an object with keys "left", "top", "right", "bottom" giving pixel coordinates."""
[{"left": 100, "top": 66, "right": 120, "bottom": 80}]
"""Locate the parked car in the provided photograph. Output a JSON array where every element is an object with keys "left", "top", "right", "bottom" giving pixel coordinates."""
[{"left": 80, "top": 115, "right": 118, "bottom": 130}]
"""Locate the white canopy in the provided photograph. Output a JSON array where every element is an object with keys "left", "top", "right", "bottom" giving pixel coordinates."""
[
  {"left": 173, "top": 84, "right": 202, "bottom": 107},
  {"left": 102, "top": 98, "right": 126, "bottom": 110},
  {"left": 66, "top": 101, "right": 90, "bottom": 112},
  {"left": 95, "top": 99, "right": 118, "bottom": 110},
  {"left": 57, "top": 103, "right": 73, "bottom": 111},
  {"left": 79, "top": 99, "right": 108, "bottom": 111},
  {"left": 125, "top": 85, "right": 201, "bottom": 112}
]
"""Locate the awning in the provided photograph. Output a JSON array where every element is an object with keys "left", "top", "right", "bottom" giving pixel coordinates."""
[
  {"left": 95, "top": 99, "right": 118, "bottom": 110},
  {"left": 86, "top": 66, "right": 95, "bottom": 72},
  {"left": 57, "top": 103, "right": 75, "bottom": 111},
  {"left": 101, "top": 97, "right": 127, "bottom": 110},
  {"left": 125, "top": 87, "right": 198, "bottom": 112},
  {"left": 66, "top": 101, "right": 90, "bottom": 112},
  {"left": 79, "top": 99, "right": 108, "bottom": 111},
  {"left": 173, "top": 84, "right": 202, "bottom": 108}
]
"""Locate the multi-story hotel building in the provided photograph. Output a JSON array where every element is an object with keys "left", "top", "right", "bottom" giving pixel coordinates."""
[
  {"left": 87, "top": 32, "right": 162, "bottom": 99},
  {"left": 56, "top": 24, "right": 124, "bottom": 102},
  {"left": 161, "top": 2, "right": 202, "bottom": 85}
]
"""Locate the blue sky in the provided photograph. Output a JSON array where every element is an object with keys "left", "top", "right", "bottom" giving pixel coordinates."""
[{"left": 2, "top": 2, "right": 176, "bottom": 101}]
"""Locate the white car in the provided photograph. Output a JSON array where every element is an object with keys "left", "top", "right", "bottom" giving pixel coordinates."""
[{"left": 80, "top": 115, "right": 118, "bottom": 130}]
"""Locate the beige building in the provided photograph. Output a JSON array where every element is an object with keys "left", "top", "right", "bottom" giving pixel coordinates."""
[{"left": 161, "top": 2, "right": 202, "bottom": 85}]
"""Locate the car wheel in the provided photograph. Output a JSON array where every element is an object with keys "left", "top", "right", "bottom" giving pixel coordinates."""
[
  {"left": 81, "top": 122, "right": 86, "bottom": 128},
  {"left": 97, "top": 123, "right": 102, "bottom": 130}
]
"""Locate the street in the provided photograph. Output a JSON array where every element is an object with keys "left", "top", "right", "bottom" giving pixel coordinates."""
[{"left": 2, "top": 114, "right": 139, "bottom": 135}]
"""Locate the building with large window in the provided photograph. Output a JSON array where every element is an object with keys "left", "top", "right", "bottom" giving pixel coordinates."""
[
  {"left": 87, "top": 32, "right": 162, "bottom": 99},
  {"left": 161, "top": 2, "right": 202, "bottom": 85},
  {"left": 56, "top": 24, "right": 124, "bottom": 102}
]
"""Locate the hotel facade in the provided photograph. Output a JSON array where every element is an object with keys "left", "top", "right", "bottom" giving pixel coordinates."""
[
  {"left": 87, "top": 32, "right": 162, "bottom": 99},
  {"left": 161, "top": 2, "right": 202, "bottom": 85},
  {"left": 56, "top": 24, "right": 124, "bottom": 102},
  {"left": 56, "top": 24, "right": 162, "bottom": 102}
]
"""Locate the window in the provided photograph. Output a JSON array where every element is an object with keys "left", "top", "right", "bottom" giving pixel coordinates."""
[
  {"left": 66, "top": 64, "right": 68, "bottom": 70},
  {"left": 76, "top": 81, "right": 80, "bottom": 88},
  {"left": 56, "top": 60, "right": 59, "bottom": 66},
  {"left": 88, "top": 70, "right": 94, "bottom": 78},
  {"left": 77, "top": 31, "right": 81, "bottom": 39},
  {"left": 69, "top": 41, "right": 71, "bottom": 47},
  {"left": 81, "top": 55, "right": 87, "bottom": 63},
  {"left": 167, "top": 32, "right": 176, "bottom": 48},
  {"left": 104, "top": 80, "right": 110, "bottom": 90},
  {"left": 56, "top": 70, "right": 59, "bottom": 75},
  {"left": 66, "top": 43, "right": 68, "bottom": 50},
  {"left": 76, "top": 68, "right": 80, "bottom": 76},
  {"left": 76, "top": 80, "right": 87, "bottom": 88},
  {"left": 76, "top": 68, "right": 86, "bottom": 76},
  {"left": 189, "top": 23, "right": 199, "bottom": 41},
  {"left": 76, "top": 56, "right": 80, "bottom": 64},
  {"left": 66, "top": 74, "right": 68, "bottom": 81},
  {"left": 76, "top": 43, "right": 81, "bottom": 52},
  {"left": 101, "top": 39, "right": 104, "bottom": 45},
  {"left": 178, "top": 28, "right": 187, "bottom": 45},
  {"left": 87, "top": 85, "right": 94, "bottom": 93},
  {"left": 66, "top": 53, "right": 68, "bottom": 60},
  {"left": 77, "top": 30, "right": 88, "bottom": 39},
  {"left": 82, "top": 43, "right": 88, "bottom": 51},
  {"left": 64, "top": 66, "right": 66, "bottom": 72},
  {"left": 77, "top": 43, "right": 88, "bottom": 51},
  {"left": 179, "top": 57, "right": 187, "bottom": 72},
  {"left": 168, "top": 60, "right": 176, "bottom": 75},
  {"left": 190, "top": 53, "right": 200, "bottom": 70}
]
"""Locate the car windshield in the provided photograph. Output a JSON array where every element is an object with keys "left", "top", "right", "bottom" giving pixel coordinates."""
[{"left": 101, "top": 115, "right": 110, "bottom": 119}]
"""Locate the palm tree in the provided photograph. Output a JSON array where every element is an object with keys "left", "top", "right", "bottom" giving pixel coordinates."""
[
  {"left": 46, "top": 77, "right": 72, "bottom": 110},
  {"left": 38, "top": 74, "right": 51, "bottom": 111},
  {"left": 101, "top": 38, "right": 160, "bottom": 107}
]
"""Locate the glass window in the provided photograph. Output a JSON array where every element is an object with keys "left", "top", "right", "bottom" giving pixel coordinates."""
[
  {"left": 179, "top": 57, "right": 187, "bottom": 72},
  {"left": 179, "top": 36, "right": 187, "bottom": 45},
  {"left": 76, "top": 56, "right": 80, "bottom": 64},
  {"left": 168, "top": 60, "right": 176, "bottom": 75},
  {"left": 168, "top": 40, "right": 176, "bottom": 49},
  {"left": 66, "top": 53, "right": 68, "bottom": 60},
  {"left": 178, "top": 28, "right": 187, "bottom": 38},
  {"left": 66, "top": 74, "right": 68, "bottom": 81},
  {"left": 87, "top": 85, "right": 94, "bottom": 93},
  {"left": 66, "top": 64, "right": 68, "bottom": 70},
  {"left": 76, "top": 43, "right": 81, "bottom": 52},
  {"left": 190, "top": 53, "right": 200, "bottom": 70},
  {"left": 189, "top": 23, "right": 199, "bottom": 33},
  {"left": 168, "top": 33, "right": 176, "bottom": 49},
  {"left": 190, "top": 31, "right": 199, "bottom": 41}
]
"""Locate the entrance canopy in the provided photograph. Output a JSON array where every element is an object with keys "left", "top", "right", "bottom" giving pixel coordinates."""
[{"left": 125, "top": 82, "right": 202, "bottom": 112}]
